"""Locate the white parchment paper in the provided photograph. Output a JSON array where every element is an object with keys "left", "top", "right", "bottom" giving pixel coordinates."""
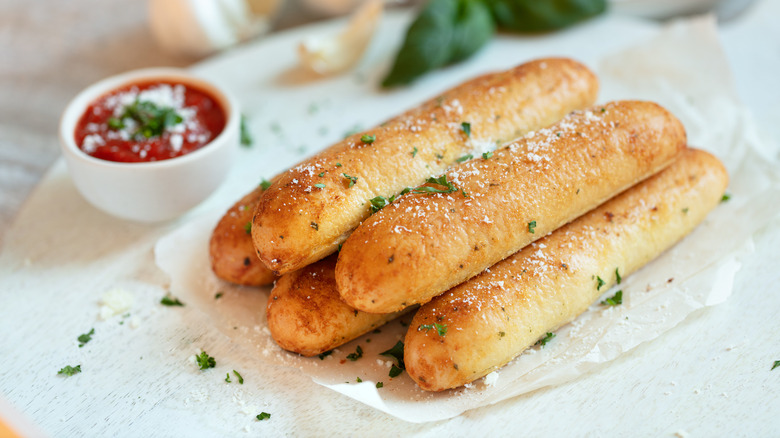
[{"left": 155, "top": 16, "right": 780, "bottom": 422}]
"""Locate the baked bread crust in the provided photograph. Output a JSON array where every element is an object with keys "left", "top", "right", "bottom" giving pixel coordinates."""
[
  {"left": 404, "top": 148, "right": 728, "bottom": 391},
  {"left": 252, "top": 58, "right": 599, "bottom": 274},
  {"left": 336, "top": 101, "right": 687, "bottom": 313}
]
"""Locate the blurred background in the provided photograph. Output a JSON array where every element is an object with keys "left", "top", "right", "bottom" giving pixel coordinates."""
[{"left": 0, "top": 0, "right": 761, "bottom": 239}]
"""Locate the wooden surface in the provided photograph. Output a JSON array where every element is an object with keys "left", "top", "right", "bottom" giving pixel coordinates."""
[{"left": 1, "top": 1, "right": 779, "bottom": 436}]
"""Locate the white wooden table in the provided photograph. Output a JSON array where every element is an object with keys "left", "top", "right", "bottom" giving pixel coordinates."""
[{"left": 1, "top": 1, "right": 779, "bottom": 436}]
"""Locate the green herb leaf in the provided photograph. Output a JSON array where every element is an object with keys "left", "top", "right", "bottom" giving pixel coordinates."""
[
  {"left": 318, "top": 350, "right": 333, "bottom": 360},
  {"left": 225, "top": 373, "right": 231, "bottom": 383},
  {"left": 370, "top": 196, "right": 391, "bottom": 214},
  {"left": 615, "top": 268, "right": 622, "bottom": 285},
  {"left": 721, "top": 193, "right": 731, "bottom": 202},
  {"left": 260, "top": 179, "right": 272, "bottom": 191},
  {"left": 310, "top": 221, "right": 319, "bottom": 231},
  {"left": 342, "top": 173, "right": 358, "bottom": 188},
  {"left": 528, "top": 220, "right": 536, "bottom": 234},
  {"left": 382, "top": 0, "right": 494, "bottom": 87},
  {"left": 195, "top": 351, "right": 216, "bottom": 370},
  {"left": 244, "top": 221, "right": 252, "bottom": 235},
  {"left": 487, "top": 0, "right": 607, "bottom": 32},
  {"left": 380, "top": 341, "right": 405, "bottom": 371},
  {"left": 536, "top": 332, "right": 556, "bottom": 347},
  {"left": 418, "top": 323, "right": 447, "bottom": 336},
  {"left": 389, "top": 364, "right": 403, "bottom": 378},
  {"left": 58, "top": 365, "right": 81, "bottom": 376},
  {"left": 77, "top": 328, "right": 94, "bottom": 348},
  {"left": 256, "top": 412, "right": 271, "bottom": 421},
  {"left": 376, "top": 382, "right": 384, "bottom": 388},
  {"left": 233, "top": 370, "right": 244, "bottom": 384},
  {"left": 411, "top": 146, "right": 418, "bottom": 157},
  {"left": 356, "top": 376, "right": 363, "bottom": 383},
  {"left": 346, "top": 345, "right": 363, "bottom": 361},
  {"left": 601, "top": 290, "right": 623, "bottom": 306},
  {"left": 361, "top": 134, "right": 376, "bottom": 144},
  {"left": 596, "top": 276, "right": 605, "bottom": 290},
  {"left": 772, "top": 360, "right": 780, "bottom": 371},
  {"left": 110, "top": 99, "right": 184, "bottom": 140},
  {"left": 413, "top": 175, "right": 458, "bottom": 195},
  {"left": 161, "top": 295, "right": 184, "bottom": 306},
  {"left": 215, "top": 292, "right": 223, "bottom": 299},
  {"left": 240, "top": 114, "right": 253, "bottom": 146},
  {"left": 461, "top": 121, "right": 472, "bottom": 137},
  {"left": 482, "top": 151, "right": 493, "bottom": 159},
  {"left": 456, "top": 154, "right": 473, "bottom": 163}
]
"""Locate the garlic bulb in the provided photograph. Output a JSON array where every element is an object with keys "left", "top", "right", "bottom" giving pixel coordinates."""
[
  {"left": 298, "top": 0, "right": 383, "bottom": 75},
  {"left": 148, "top": 0, "right": 283, "bottom": 57}
]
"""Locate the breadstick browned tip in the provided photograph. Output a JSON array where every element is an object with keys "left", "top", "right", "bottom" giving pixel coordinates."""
[
  {"left": 209, "top": 186, "right": 276, "bottom": 286},
  {"left": 267, "top": 254, "right": 408, "bottom": 356}
]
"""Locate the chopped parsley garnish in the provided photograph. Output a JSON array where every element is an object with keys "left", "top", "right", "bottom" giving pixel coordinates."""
[
  {"left": 244, "top": 221, "right": 252, "bottom": 235},
  {"left": 240, "top": 114, "right": 253, "bottom": 146},
  {"left": 336, "top": 162, "right": 342, "bottom": 167},
  {"left": 682, "top": 207, "right": 689, "bottom": 214},
  {"left": 435, "top": 153, "right": 444, "bottom": 159},
  {"left": 418, "top": 323, "right": 447, "bottom": 337},
  {"left": 318, "top": 350, "right": 333, "bottom": 360},
  {"left": 482, "top": 151, "right": 493, "bottom": 160},
  {"left": 195, "top": 351, "right": 216, "bottom": 370},
  {"left": 461, "top": 122, "right": 471, "bottom": 137},
  {"left": 456, "top": 154, "right": 473, "bottom": 163},
  {"left": 356, "top": 377, "right": 363, "bottom": 383},
  {"left": 342, "top": 173, "right": 358, "bottom": 188},
  {"left": 310, "top": 221, "right": 319, "bottom": 231},
  {"left": 596, "top": 276, "right": 605, "bottom": 290},
  {"left": 772, "top": 361, "right": 780, "bottom": 371},
  {"left": 58, "top": 365, "right": 81, "bottom": 376},
  {"left": 536, "top": 332, "right": 556, "bottom": 347},
  {"left": 376, "top": 382, "right": 384, "bottom": 388},
  {"left": 601, "top": 290, "right": 623, "bottom": 306},
  {"left": 260, "top": 179, "right": 272, "bottom": 191},
  {"left": 108, "top": 99, "right": 183, "bottom": 139},
  {"left": 225, "top": 373, "right": 231, "bottom": 383},
  {"left": 233, "top": 370, "right": 244, "bottom": 384},
  {"left": 314, "top": 183, "right": 326, "bottom": 189},
  {"left": 412, "top": 175, "right": 457, "bottom": 195},
  {"left": 370, "top": 196, "right": 390, "bottom": 214},
  {"left": 77, "top": 328, "right": 94, "bottom": 348},
  {"left": 215, "top": 292, "right": 223, "bottom": 299},
  {"left": 380, "top": 341, "right": 405, "bottom": 375},
  {"left": 346, "top": 345, "right": 363, "bottom": 361},
  {"left": 721, "top": 193, "right": 731, "bottom": 202},
  {"left": 361, "top": 134, "right": 376, "bottom": 144},
  {"left": 160, "top": 295, "right": 184, "bottom": 306},
  {"left": 615, "top": 268, "right": 622, "bottom": 285},
  {"left": 256, "top": 412, "right": 271, "bottom": 421},
  {"left": 527, "top": 220, "right": 536, "bottom": 234}
]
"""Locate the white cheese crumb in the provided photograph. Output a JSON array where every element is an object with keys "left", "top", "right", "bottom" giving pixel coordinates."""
[
  {"left": 98, "top": 289, "right": 134, "bottom": 320},
  {"left": 483, "top": 371, "right": 499, "bottom": 386}
]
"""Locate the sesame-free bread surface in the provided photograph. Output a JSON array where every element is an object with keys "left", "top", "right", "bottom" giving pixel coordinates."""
[
  {"left": 266, "top": 254, "right": 409, "bottom": 356},
  {"left": 336, "top": 101, "right": 686, "bottom": 313},
  {"left": 404, "top": 148, "right": 728, "bottom": 391},
  {"left": 252, "top": 58, "right": 598, "bottom": 274},
  {"left": 209, "top": 186, "right": 275, "bottom": 286}
]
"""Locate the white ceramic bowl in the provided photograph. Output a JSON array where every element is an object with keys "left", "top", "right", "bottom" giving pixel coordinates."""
[{"left": 59, "top": 68, "right": 238, "bottom": 222}]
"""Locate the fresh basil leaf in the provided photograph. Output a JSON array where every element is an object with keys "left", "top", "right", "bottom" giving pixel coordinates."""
[
  {"left": 487, "top": 0, "right": 606, "bottom": 32},
  {"left": 382, "top": 0, "right": 494, "bottom": 87}
]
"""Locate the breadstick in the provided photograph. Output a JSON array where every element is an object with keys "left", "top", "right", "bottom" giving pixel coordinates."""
[
  {"left": 336, "top": 100, "right": 686, "bottom": 313},
  {"left": 252, "top": 58, "right": 599, "bottom": 274},
  {"left": 209, "top": 185, "right": 275, "bottom": 286},
  {"left": 404, "top": 148, "right": 728, "bottom": 391},
  {"left": 266, "top": 254, "right": 410, "bottom": 356}
]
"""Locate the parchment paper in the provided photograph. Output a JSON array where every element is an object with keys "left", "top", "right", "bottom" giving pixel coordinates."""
[{"left": 155, "top": 16, "right": 780, "bottom": 422}]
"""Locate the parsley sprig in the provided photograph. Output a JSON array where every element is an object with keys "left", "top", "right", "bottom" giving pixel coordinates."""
[
  {"left": 418, "top": 323, "right": 447, "bottom": 337},
  {"left": 195, "top": 351, "right": 216, "bottom": 370},
  {"left": 108, "top": 99, "right": 183, "bottom": 139},
  {"left": 601, "top": 290, "right": 623, "bottom": 306},
  {"left": 78, "top": 328, "right": 94, "bottom": 348},
  {"left": 412, "top": 175, "right": 458, "bottom": 195},
  {"left": 58, "top": 365, "right": 82, "bottom": 376}
]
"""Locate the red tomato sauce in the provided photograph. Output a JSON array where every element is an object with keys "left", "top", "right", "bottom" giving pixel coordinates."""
[{"left": 74, "top": 81, "right": 226, "bottom": 163}]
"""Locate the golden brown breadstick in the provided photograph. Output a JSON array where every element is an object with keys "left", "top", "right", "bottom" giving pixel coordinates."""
[
  {"left": 266, "top": 254, "right": 410, "bottom": 356},
  {"left": 209, "top": 185, "right": 275, "bottom": 286},
  {"left": 253, "top": 58, "right": 599, "bottom": 274},
  {"left": 404, "top": 148, "right": 728, "bottom": 391},
  {"left": 336, "top": 100, "right": 686, "bottom": 313}
]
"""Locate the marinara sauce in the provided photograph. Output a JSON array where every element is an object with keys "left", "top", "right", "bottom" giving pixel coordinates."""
[{"left": 74, "top": 81, "right": 226, "bottom": 163}]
